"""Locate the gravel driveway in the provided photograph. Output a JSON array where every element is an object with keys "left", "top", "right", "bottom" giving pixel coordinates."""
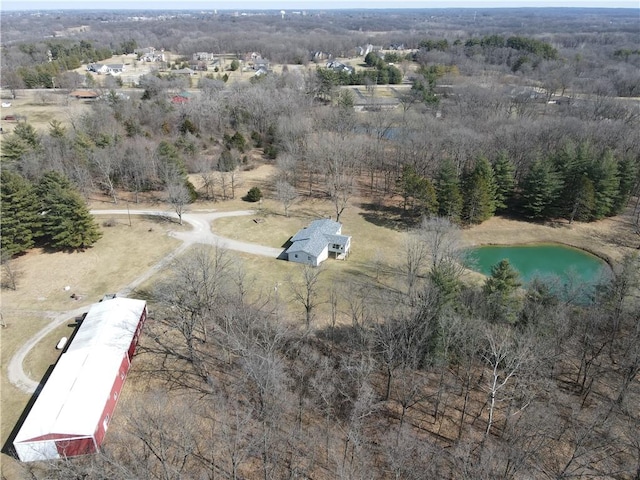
[{"left": 7, "top": 209, "right": 285, "bottom": 393}]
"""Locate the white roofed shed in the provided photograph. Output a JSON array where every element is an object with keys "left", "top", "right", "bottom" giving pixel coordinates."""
[{"left": 13, "top": 297, "right": 147, "bottom": 462}]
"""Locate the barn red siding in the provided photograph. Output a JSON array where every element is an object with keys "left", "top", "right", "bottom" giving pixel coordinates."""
[
  {"left": 94, "top": 353, "right": 129, "bottom": 447},
  {"left": 127, "top": 307, "right": 147, "bottom": 360},
  {"left": 56, "top": 437, "right": 95, "bottom": 457}
]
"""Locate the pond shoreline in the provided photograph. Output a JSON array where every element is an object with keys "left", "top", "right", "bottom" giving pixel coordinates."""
[
  {"left": 466, "top": 240, "right": 614, "bottom": 272},
  {"left": 467, "top": 243, "right": 611, "bottom": 286},
  {"left": 461, "top": 213, "right": 639, "bottom": 273}
]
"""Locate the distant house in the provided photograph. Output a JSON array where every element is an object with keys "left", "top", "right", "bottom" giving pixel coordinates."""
[
  {"left": 106, "top": 64, "right": 125, "bottom": 75},
  {"left": 86, "top": 63, "right": 125, "bottom": 75},
  {"left": 326, "top": 61, "right": 354, "bottom": 74},
  {"left": 135, "top": 47, "right": 165, "bottom": 62},
  {"left": 13, "top": 297, "right": 147, "bottom": 462},
  {"left": 173, "top": 68, "right": 196, "bottom": 76},
  {"left": 87, "top": 63, "right": 109, "bottom": 74},
  {"left": 285, "top": 219, "right": 351, "bottom": 267},
  {"left": 69, "top": 89, "right": 99, "bottom": 100},
  {"left": 193, "top": 52, "right": 216, "bottom": 61},
  {"left": 253, "top": 58, "right": 269, "bottom": 71}
]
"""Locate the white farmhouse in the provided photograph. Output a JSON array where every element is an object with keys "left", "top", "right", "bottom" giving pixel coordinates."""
[{"left": 286, "top": 219, "right": 351, "bottom": 267}]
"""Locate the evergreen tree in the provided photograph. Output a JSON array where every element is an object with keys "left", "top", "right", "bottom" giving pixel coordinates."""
[
  {"left": 36, "top": 172, "right": 102, "bottom": 250},
  {"left": 398, "top": 165, "right": 438, "bottom": 216},
  {"left": 0, "top": 135, "right": 30, "bottom": 163},
  {"left": 462, "top": 157, "right": 496, "bottom": 224},
  {"left": 556, "top": 143, "right": 594, "bottom": 221},
  {"left": 156, "top": 140, "right": 187, "bottom": 185},
  {"left": 520, "top": 158, "right": 563, "bottom": 220},
  {"left": 0, "top": 170, "right": 41, "bottom": 257},
  {"left": 416, "top": 176, "right": 439, "bottom": 217},
  {"left": 569, "top": 175, "right": 596, "bottom": 223},
  {"left": 613, "top": 156, "right": 638, "bottom": 214},
  {"left": 13, "top": 122, "right": 40, "bottom": 150},
  {"left": 246, "top": 186, "right": 263, "bottom": 202},
  {"left": 483, "top": 259, "right": 522, "bottom": 324},
  {"left": 590, "top": 151, "right": 620, "bottom": 219},
  {"left": 436, "top": 159, "right": 463, "bottom": 222},
  {"left": 492, "top": 152, "right": 515, "bottom": 212}
]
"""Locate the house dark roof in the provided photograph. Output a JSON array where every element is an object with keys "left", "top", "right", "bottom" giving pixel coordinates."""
[{"left": 286, "top": 219, "right": 348, "bottom": 258}]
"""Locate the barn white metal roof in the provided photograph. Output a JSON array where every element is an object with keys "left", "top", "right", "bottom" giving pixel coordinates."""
[{"left": 14, "top": 297, "right": 146, "bottom": 444}]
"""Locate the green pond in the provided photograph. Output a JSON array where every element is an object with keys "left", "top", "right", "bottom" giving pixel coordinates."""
[{"left": 467, "top": 244, "right": 608, "bottom": 285}]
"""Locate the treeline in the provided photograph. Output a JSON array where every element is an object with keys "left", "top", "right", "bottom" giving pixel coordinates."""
[
  {"left": 315, "top": 62, "right": 403, "bottom": 93},
  {"left": 420, "top": 34, "right": 558, "bottom": 59},
  {"left": 399, "top": 145, "right": 637, "bottom": 224},
  {"left": 2, "top": 68, "right": 637, "bottom": 239},
  {"left": 14, "top": 40, "right": 112, "bottom": 89}
]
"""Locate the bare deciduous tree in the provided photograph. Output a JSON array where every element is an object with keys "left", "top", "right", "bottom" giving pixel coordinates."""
[
  {"left": 1, "top": 254, "right": 22, "bottom": 290},
  {"left": 481, "top": 325, "right": 533, "bottom": 438},
  {"left": 290, "top": 264, "right": 323, "bottom": 329},
  {"left": 275, "top": 179, "right": 298, "bottom": 217},
  {"left": 166, "top": 181, "right": 191, "bottom": 225}
]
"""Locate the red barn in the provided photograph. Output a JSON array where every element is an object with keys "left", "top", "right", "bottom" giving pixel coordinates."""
[{"left": 13, "top": 297, "right": 147, "bottom": 462}]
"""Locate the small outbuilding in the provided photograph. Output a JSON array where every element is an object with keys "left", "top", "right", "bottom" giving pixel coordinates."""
[
  {"left": 285, "top": 219, "right": 351, "bottom": 266},
  {"left": 13, "top": 297, "right": 147, "bottom": 462}
]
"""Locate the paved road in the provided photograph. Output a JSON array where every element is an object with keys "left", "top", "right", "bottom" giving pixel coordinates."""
[{"left": 7, "top": 209, "right": 285, "bottom": 393}]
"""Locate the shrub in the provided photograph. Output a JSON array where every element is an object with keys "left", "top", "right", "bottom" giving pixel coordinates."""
[{"left": 246, "top": 186, "right": 263, "bottom": 202}]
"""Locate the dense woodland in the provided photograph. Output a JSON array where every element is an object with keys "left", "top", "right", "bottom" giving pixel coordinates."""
[{"left": 2, "top": 7, "right": 640, "bottom": 480}]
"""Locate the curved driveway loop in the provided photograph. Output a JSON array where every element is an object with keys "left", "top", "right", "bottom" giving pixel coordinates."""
[{"left": 8, "top": 209, "right": 284, "bottom": 393}]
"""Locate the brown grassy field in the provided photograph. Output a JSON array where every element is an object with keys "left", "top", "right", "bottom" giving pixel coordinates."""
[{"left": 0, "top": 89, "right": 91, "bottom": 137}]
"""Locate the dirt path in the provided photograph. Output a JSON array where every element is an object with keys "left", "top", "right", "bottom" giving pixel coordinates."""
[{"left": 7, "top": 209, "right": 284, "bottom": 393}]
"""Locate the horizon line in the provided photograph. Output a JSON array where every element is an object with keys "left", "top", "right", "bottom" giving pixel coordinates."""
[{"left": 3, "top": 5, "right": 639, "bottom": 10}]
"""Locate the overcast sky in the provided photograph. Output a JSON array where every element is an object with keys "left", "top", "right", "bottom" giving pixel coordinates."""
[{"left": 2, "top": 0, "right": 639, "bottom": 10}]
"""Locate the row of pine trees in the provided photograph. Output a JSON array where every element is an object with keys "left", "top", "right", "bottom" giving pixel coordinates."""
[
  {"left": 399, "top": 142, "right": 637, "bottom": 225},
  {"left": 1, "top": 170, "right": 102, "bottom": 258}
]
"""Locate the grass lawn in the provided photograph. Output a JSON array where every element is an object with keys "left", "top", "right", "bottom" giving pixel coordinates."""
[
  {"left": 212, "top": 196, "right": 407, "bottom": 265},
  {"left": 0, "top": 89, "right": 91, "bottom": 137},
  {"left": 1, "top": 215, "right": 181, "bottom": 312}
]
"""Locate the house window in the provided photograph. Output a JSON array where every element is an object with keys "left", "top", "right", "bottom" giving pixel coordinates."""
[
  {"left": 113, "top": 391, "right": 118, "bottom": 400},
  {"left": 120, "top": 372, "right": 126, "bottom": 380},
  {"left": 307, "top": 256, "right": 311, "bottom": 261},
  {"left": 294, "top": 254, "right": 298, "bottom": 258},
  {"left": 103, "top": 415, "right": 110, "bottom": 431}
]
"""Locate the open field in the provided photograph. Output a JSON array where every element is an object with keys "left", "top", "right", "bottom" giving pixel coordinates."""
[{"left": 0, "top": 89, "right": 91, "bottom": 136}]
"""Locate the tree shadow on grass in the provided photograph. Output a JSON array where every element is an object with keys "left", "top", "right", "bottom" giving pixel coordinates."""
[{"left": 359, "top": 202, "right": 420, "bottom": 231}]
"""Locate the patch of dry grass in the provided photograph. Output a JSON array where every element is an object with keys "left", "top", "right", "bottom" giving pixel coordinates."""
[
  {"left": 0, "top": 89, "right": 90, "bottom": 136},
  {"left": 0, "top": 314, "right": 48, "bottom": 479},
  {"left": 2, "top": 216, "right": 180, "bottom": 313}
]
